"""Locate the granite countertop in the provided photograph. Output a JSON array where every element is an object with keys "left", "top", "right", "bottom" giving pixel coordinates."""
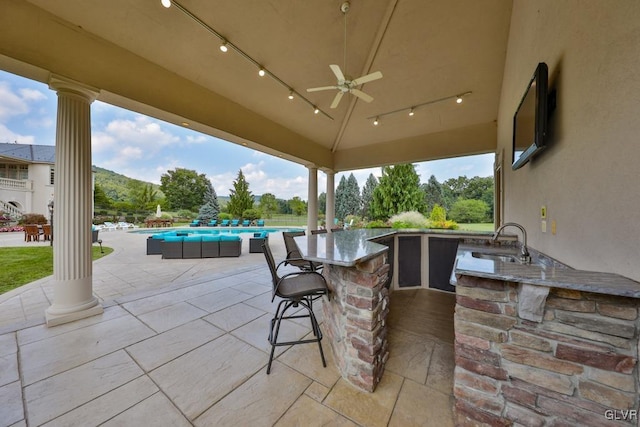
[
  {"left": 294, "top": 229, "right": 395, "bottom": 267},
  {"left": 454, "top": 244, "right": 640, "bottom": 299}
]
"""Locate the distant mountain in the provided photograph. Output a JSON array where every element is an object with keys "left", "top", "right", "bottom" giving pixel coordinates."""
[{"left": 93, "top": 166, "right": 164, "bottom": 202}]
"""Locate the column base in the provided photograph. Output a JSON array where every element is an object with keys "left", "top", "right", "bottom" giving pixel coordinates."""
[{"left": 45, "top": 301, "right": 103, "bottom": 327}]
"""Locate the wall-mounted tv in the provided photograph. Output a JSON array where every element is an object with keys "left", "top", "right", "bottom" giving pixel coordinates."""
[{"left": 512, "top": 62, "right": 549, "bottom": 170}]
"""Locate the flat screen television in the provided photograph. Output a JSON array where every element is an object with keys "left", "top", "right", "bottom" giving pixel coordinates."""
[{"left": 512, "top": 62, "right": 549, "bottom": 170}]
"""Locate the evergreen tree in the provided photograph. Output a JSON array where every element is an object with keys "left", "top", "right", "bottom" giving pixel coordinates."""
[
  {"left": 227, "top": 170, "right": 254, "bottom": 218},
  {"left": 94, "top": 183, "right": 112, "bottom": 209},
  {"left": 360, "top": 173, "right": 378, "bottom": 219},
  {"left": 197, "top": 180, "right": 220, "bottom": 223},
  {"left": 422, "top": 175, "right": 444, "bottom": 213},
  {"left": 318, "top": 192, "right": 326, "bottom": 215},
  {"left": 335, "top": 173, "right": 361, "bottom": 220},
  {"left": 369, "top": 164, "right": 426, "bottom": 220}
]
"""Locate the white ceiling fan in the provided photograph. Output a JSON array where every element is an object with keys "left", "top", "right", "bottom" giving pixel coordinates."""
[{"left": 307, "top": 1, "right": 383, "bottom": 109}]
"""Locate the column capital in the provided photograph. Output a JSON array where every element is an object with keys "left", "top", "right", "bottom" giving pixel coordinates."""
[{"left": 49, "top": 74, "right": 99, "bottom": 103}]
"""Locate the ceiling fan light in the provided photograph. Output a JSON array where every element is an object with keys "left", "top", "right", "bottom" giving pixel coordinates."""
[
  {"left": 219, "top": 41, "right": 228, "bottom": 53},
  {"left": 258, "top": 68, "right": 266, "bottom": 77},
  {"left": 161, "top": 0, "right": 171, "bottom": 8},
  {"left": 456, "top": 96, "right": 463, "bottom": 104},
  {"left": 409, "top": 108, "right": 415, "bottom": 117}
]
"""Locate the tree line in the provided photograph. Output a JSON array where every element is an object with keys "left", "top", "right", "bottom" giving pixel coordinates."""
[{"left": 94, "top": 164, "right": 493, "bottom": 224}]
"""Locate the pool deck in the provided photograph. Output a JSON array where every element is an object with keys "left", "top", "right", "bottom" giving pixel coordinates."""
[{"left": 0, "top": 228, "right": 455, "bottom": 426}]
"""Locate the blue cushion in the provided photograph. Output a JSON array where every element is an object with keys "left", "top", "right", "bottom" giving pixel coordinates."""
[
  {"left": 202, "top": 235, "right": 221, "bottom": 242},
  {"left": 260, "top": 231, "right": 268, "bottom": 238},
  {"left": 219, "top": 234, "right": 241, "bottom": 241},
  {"left": 183, "top": 235, "right": 202, "bottom": 242},
  {"left": 164, "top": 236, "right": 184, "bottom": 242},
  {"left": 151, "top": 233, "right": 166, "bottom": 239}
]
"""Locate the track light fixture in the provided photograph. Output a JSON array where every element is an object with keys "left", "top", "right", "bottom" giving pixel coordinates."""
[
  {"left": 160, "top": 0, "right": 333, "bottom": 120},
  {"left": 368, "top": 91, "right": 471, "bottom": 124}
]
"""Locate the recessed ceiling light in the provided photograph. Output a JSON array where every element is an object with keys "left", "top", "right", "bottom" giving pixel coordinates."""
[
  {"left": 456, "top": 96, "right": 463, "bottom": 104},
  {"left": 258, "top": 68, "right": 266, "bottom": 77},
  {"left": 161, "top": 0, "right": 171, "bottom": 8}
]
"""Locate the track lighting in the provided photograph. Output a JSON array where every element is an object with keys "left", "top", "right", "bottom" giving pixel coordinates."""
[
  {"left": 367, "top": 91, "right": 471, "bottom": 123},
  {"left": 160, "top": 0, "right": 333, "bottom": 120}
]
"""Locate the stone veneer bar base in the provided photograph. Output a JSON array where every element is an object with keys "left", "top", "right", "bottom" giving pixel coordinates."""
[
  {"left": 454, "top": 274, "right": 639, "bottom": 426},
  {"left": 322, "top": 252, "right": 390, "bottom": 392}
]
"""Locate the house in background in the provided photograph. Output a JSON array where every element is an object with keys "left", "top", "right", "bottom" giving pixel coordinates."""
[{"left": 0, "top": 142, "right": 55, "bottom": 219}]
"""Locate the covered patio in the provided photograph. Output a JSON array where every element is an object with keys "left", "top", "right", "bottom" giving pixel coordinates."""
[{"left": 0, "top": 230, "right": 456, "bottom": 426}]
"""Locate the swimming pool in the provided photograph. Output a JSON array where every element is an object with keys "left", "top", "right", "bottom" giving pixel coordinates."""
[{"left": 133, "top": 227, "right": 304, "bottom": 235}]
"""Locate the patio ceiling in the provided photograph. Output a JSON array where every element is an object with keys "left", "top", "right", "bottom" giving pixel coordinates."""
[{"left": 0, "top": 0, "right": 512, "bottom": 172}]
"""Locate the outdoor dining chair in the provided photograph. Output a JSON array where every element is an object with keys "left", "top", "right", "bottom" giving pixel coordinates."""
[{"left": 262, "top": 240, "right": 329, "bottom": 374}]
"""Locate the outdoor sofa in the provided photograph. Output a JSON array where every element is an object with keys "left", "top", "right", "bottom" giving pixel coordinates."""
[{"left": 146, "top": 232, "right": 242, "bottom": 258}]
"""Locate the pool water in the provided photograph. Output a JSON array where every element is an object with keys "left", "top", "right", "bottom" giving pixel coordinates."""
[{"left": 133, "top": 227, "right": 303, "bottom": 235}]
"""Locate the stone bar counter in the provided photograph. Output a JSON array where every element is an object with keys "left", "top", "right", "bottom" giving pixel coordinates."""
[
  {"left": 452, "top": 244, "right": 640, "bottom": 426},
  {"left": 295, "top": 229, "right": 394, "bottom": 392}
]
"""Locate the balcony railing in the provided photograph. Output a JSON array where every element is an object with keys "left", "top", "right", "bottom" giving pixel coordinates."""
[{"left": 0, "top": 177, "right": 32, "bottom": 190}]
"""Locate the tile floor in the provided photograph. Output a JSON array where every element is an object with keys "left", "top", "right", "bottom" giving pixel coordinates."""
[{"left": 0, "top": 230, "right": 456, "bottom": 426}]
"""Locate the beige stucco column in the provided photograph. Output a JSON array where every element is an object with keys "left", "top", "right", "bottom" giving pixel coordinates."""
[
  {"left": 325, "top": 171, "right": 335, "bottom": 230},
  {"left": 45, "top": 75, "right": 103, "bottom": 327},
  {"left": 307, "top": 165, "right": 318, "bottom": 231}
]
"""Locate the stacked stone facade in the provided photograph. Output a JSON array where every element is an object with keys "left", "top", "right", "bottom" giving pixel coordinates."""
[
  {"left": 322, "top": 252, "right": 390, "bottom": 392},
  {"left": 454, "top": 274, "right": 639, "bottom": 426}
]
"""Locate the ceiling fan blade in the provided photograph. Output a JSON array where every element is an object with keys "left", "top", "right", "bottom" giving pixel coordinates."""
[
  {"left": 307, "top": 85, "right": 339, "bottom": 92},
  {"left": 329, "top": 64, "right": 345, "bottom": 82},
  {"left": 350, "top": 89, "right": 374, "bottom": 103},
  {"left": 330, "top": 91, "right": 344, "bottom": 109},
  {"left": 351, "top": 71, "right": 383, "bottom": 86}
]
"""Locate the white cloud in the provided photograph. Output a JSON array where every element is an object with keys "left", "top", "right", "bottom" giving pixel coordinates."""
[
  {"left": 0, "top": 81, "right": 30, "bottom": 120},
  {"left": 19, "top": 88, "right": 47, "bottom": 102},
  {"left": 0, "top": 123, "right": 36, "bottom": 145}
]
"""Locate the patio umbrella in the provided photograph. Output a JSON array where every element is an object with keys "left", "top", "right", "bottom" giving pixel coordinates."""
[{"left": 155, "top": 204, "right": 162, "bottom": 218}]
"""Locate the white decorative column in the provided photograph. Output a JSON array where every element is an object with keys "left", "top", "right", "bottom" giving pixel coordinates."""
[
  {"left": 307, "top": 165, "right": 318, "bottom": 231},
  {"left": 45, "top": 76, "right": 103, "bottom": 327},
  {"left": 325, "top": 171, "right": 335, "bottom": 230}
]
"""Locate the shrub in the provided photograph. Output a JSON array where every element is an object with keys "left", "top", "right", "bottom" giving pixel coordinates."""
[
  {"left": 429, "top": 204, "right": 447, "bottom": 223},
  {"left": 19, "top": 213, "right": 48, "bottom": 225},
  {"left": 242, "top": 209, "right": 262, "bottom": 221},
  {"left": 389, "top": 211, "right": 428, "bottom": 229},
  {"left": 449, "top": 199, "right": 489, "bottom": 223},
  {"left": 344, "top": 214, "right": 363, "bottom": 228},
  {"left": 366, "top": 219, "right": 388, "bottom": 228},
  {"left": 176, "top": 209, "right": 196, "bottom": 220},
  {"left": 218, "top": 212, "right": 233, "bottom": 220}
]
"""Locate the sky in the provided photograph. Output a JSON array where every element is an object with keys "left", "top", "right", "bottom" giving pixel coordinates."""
[{"left": 0, "top": 70, "right": 494, "bottom": 200}]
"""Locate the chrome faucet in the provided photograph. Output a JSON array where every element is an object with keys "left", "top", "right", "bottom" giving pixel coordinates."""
[{"left": 492, "top": 222, "right": 531, "bottom": 264}]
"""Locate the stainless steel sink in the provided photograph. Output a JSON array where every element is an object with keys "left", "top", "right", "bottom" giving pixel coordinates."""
[{"left": 472, "top": 251, "right": 520, "bottom": 263}]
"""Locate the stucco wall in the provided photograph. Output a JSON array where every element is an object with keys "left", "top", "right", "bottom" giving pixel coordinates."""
[{"left": 498, "top": 0, "right": 640, "bottom": 281}]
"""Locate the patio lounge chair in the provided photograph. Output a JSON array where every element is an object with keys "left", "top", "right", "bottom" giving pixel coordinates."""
[
  {"left": 262, "top": 240, "right": 328, "bottom": 374},
  {"left": 118, "top": 221, "right": 138, "bottom": 230},
  {"left": 189, "top": 219, "right": 201, "bottom": 227},
  {"left": 231, "top": 219, "right": 240, "bottom": 227},
  {"left": 102, "top": 221, "right": 117, "bottom": 231},
  {"left": 207, "top": 219, "right": 218, "bottom": 226},
  {"left": 242, "top": 219, "right": 251, "bottom": 226},
  {"left": 256, "top": 219, "right": 265, "bottom": 227},
  {"left": 220, "top": 219, "right": 230, "bottom": 227},
  {"left": 282, "top": 231, "right": 322, "bottom": 272}
]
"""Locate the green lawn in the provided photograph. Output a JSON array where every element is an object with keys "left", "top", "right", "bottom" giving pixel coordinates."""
[
  {"left": 457, "top": 223, "right": 495, "bottom": 232},
  {"left": 0, "top": 246, "right": 113, "bottom": 295}
]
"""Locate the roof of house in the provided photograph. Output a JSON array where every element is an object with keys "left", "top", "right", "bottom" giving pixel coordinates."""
[{"left": 0, "top": 143, "right": 55, "bottom": 164}]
